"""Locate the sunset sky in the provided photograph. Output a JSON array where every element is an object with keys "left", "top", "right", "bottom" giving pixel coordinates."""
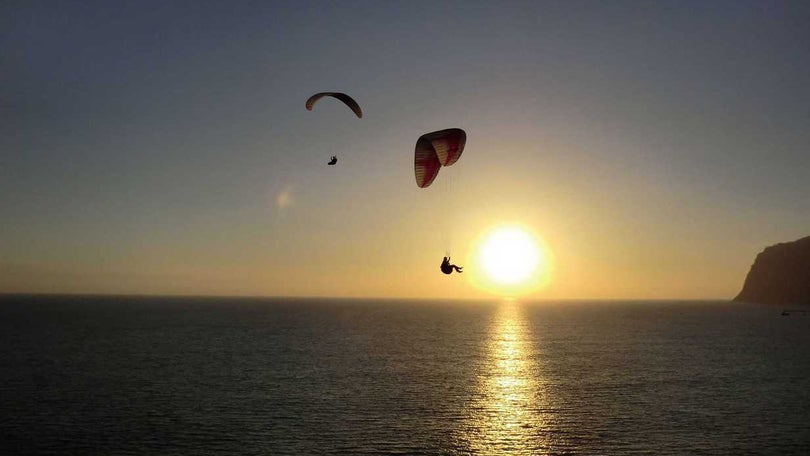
[{"left": 2, "top": 0, "right": 808, "bottom": 299}]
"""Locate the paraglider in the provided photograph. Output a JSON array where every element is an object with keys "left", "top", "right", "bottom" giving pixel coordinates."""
[
  {"left": 305, "top": 92, "right": 363, "bottom": 119},
  {"left": 414, "top": 128, "right": 466, "bottom": 188},
  {"left": 441, "top": 256, "right": 463, "bottom": 274},
  {"left": 414, "top": 128, "right": 467, "bottom": 275},
  {"left": 306, "top": 92, "right": 360, "bottom": 166}
]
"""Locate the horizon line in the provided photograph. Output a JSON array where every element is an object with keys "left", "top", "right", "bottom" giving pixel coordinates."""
[{"left": 0, "top": 291, "right": 736, "bottom": 303}]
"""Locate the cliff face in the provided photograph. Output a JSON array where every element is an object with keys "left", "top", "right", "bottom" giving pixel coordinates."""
[{"left": 735, "top": 236, "right": 810, "bottom": 305}]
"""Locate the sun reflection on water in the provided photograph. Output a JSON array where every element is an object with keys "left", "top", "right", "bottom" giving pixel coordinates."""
[{"left": 456, "top": 301, "right": 552, "bottom": 455}]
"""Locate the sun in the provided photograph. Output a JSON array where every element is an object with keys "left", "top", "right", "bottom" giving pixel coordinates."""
[
  {"left": 471, "top": 224, "right": 551, "bottom": 296},
  {"left": 480, "top": 227, "right": 539, "bottom": 284}
]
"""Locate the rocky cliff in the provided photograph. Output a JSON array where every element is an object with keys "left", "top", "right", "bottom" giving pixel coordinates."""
[{"left": 735, "top": 236, "right": 810, "bottom": 305}]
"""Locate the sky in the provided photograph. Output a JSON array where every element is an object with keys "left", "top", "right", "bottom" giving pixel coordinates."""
[{"left": 2, "top": 0, "right": 809, "bottom": 299}]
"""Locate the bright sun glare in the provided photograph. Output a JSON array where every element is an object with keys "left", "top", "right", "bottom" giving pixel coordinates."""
[
  {"left": 474, "top": 225, "right": 550, "bottom": 296},
  {"left": 480, "top": 227, "right": 539, "bottom": 284}
]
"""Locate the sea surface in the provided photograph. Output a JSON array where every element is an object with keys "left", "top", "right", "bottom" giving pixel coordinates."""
[{"left": 1, "top": 295, "right": 809, "bottom": 455}]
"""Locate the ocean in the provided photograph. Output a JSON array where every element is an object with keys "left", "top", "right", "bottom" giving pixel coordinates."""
[{"left": 1, "top": 295, "right": 808, "bottom": 455}]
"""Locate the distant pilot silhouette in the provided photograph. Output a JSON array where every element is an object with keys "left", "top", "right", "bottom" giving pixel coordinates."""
[
  {"left": 328, "top": 155, "right": 337, "bottom": 165},
  {"left": 441, "top": 256, "right": 463, "bottom": 274}
]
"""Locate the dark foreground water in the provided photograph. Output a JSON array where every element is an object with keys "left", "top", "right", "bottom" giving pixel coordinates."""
[{"left": 1, "top": 295, "right": 809, "bottom": 455}]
